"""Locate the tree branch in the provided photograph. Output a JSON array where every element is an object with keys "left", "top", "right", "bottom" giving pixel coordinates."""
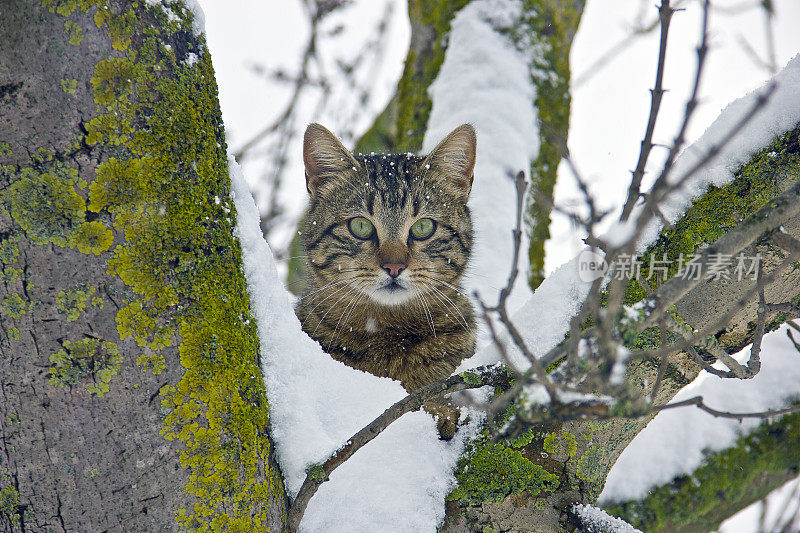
[{"left": 620, "top": 0, "right": 676, "bottom": 221}]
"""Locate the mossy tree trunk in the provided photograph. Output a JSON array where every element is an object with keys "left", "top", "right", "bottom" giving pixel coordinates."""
[{"left": 0, "top": 1, "right": 286, "bottom": 530}]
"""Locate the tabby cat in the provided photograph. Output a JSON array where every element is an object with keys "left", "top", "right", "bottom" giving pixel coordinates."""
[{"left": 295, "top": 123, "right": 477, "bottom": 437}]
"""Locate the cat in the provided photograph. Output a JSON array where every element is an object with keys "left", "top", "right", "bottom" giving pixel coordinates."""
[{"left": 295, "top": 123, "right": 477, "bottom": 438}]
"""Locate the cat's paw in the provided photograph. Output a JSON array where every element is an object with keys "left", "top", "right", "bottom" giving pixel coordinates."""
[
  {"left": 425, "top": 399, "right": 461, "bottom": 441},
  {"left": 436, "top": 415, "right": 457, "bottom": 441}
]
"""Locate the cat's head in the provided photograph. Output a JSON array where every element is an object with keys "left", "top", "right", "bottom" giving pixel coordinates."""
[{"left": 301, "top": 123, "right": 476, "bottom": 307}]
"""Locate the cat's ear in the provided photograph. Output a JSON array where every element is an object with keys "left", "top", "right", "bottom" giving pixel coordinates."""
[
  {"left": 422, "top": 124, "right": 476, "bottom": 198},
  {"left": 303, "top": 123, "right": 359, "bottom": 195}
]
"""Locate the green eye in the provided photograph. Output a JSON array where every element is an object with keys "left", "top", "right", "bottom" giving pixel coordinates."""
[
  {"left": 410, "top": 218, "right": 436, "bottom": 240},
  {"left": 348, "top": 217, "right": 374, "bottom": 239}
]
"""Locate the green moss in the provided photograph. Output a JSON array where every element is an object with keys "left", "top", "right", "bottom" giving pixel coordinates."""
[
  {"left": 606, "top": 411, "right": 800, "bottom": 532},
  {"left": 8, "top": 327, "right": 20, "bottom": 341},
  {"left": 624, "top": 127, "right": 800, "bottom": 309},
  {"left": 0, "top": 142, "right": 11, "bottom": 158},
  {"left": 307, "top": 464, "right": 326, "bottom": 482},
  {"left": 0, "top": 237, "right": 19, "bottom": 264},
  {"left": 1, "top": 164, "right": 85, "bottom": 247},
  {"left": 507, "top": 428, "right": 536, "bottom": 449},
  {"left": 48, "top": 338, "right": 123, "bottom": 396},
  {"left": 56, "top": 286, "right": 95, "bottom": 321},
  {"left": 64, "top": 19, "right": 84, "bottom": 45},
  {"left": 542, "top": 429, "right": 578, "bottom": 460},
  {"left": 448, "top": 437, "right": 560, "bottom": 505},
  {"left": 60, "top": 78, "right": 78, "bottom": 95},
  {"left": 0, "top": 485, "right": 19, "bottom": 526},
  {"left": 459, "top": 370, "right": 483, "bottom": 386},
  {"left": 1, "top": 294, "right": 26, "bottom": 319},
  {"left": 27, "top": 1, "right": 283, "bottom": 528}
]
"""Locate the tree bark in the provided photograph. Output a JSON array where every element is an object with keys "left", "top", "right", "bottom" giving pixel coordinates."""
[{"left": 0, "top": 1, "right": 286, "bottom": 530}]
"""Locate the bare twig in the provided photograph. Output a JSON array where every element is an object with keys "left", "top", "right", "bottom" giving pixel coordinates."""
[
  {"left": 620, "top": 0, "right": 675, "bottom": 221},
  {"left": 747, "top": 259, "right": 766, "bottom": 375},
  {"left": 482, "top": 171, "right": 560, "bottom": 403},
  {"left": 652, "top": 395, "right": 800, "bottom": 420},
  {"left": 573, "top": 0, "right": 689, "bottom": 87}
]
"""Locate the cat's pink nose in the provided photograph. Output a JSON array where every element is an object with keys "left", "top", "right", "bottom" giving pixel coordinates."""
[{"left": 382, "top": 263, "right": 406, "bottom": 278}]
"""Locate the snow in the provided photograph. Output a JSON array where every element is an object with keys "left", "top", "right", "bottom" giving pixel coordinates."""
[
  {"left": 604, "top": 54, "right": 800, "bottom": 250},
  {"left": 145, "top": 0, "right": 205, "bottom": 36},
  {"left": 423, "top": 0, "right": 540, "bottom": 318},
  {"left": 573, "top": 503, "right": 642, "bottom": 533},
  {"left": 599, "top": 323, "right": 800, "bottom": 503},
  {"left": 458, "top": 256, "right": 593, "bottom": 372},
  {"left": 229, "top": 158, "right": 473, "bottom": 532},
  {"left": 184, "top": 52, "right": 199, "bottom": 67}
]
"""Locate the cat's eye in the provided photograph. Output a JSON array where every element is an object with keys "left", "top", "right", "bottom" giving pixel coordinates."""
[
  {"left": 348, "top": 217, "right": 375, "bottom": 239},
  {"left": 410, "top": 218, "right": 436, "bottom": 240}
]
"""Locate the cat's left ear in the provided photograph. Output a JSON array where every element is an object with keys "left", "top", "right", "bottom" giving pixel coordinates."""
[
  {"left": 303, "top": 123, "right": 360, "bottom": 195},
  {"left": 422, "top": 124, "right": 476, "bottom": 199}
]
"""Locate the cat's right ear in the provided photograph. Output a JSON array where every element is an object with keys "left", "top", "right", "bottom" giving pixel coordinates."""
[{"left": 303, "top": 123, "right": 359, "bottom": 195}]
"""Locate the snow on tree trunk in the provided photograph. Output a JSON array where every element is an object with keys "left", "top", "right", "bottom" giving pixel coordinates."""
[{"left": 0, "top": 1, "right": 285, "bottom": 530}]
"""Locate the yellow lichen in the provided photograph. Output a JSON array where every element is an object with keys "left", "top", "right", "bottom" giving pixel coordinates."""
[
  {"left": 1, "top": 294, "right": 27, "bottom": 319},
  {"left": 48, "top": 338, "right": 123, "bottom": 397},
  {"left": 64, "top": 19, "right": 84, "bottom": 45},
  {"left": 56, "top": 286, "right": 95, "bottom": 321},
  {"left": 60, "top": 78, "right": 78, "bottom": 95},
  {"left": 74, "top": 220, "right": 114, "bottom": 254}
]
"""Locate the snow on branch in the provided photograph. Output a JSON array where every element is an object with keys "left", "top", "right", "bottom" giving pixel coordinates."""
[{"left": 572, "top": 503, "right": 642, "bottom": 533}]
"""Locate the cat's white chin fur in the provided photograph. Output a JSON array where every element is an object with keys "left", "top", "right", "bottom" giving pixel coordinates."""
[
  {"left": 368, "top": 277, "right": 416, "bottom": 306},
  {"left": 368, "top": 286, "right": 415, "bottom": 306}
]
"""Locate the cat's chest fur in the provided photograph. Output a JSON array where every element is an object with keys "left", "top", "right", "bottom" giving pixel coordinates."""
[{"left": 296, "top": 295, "right": 476, "bottom": 391}]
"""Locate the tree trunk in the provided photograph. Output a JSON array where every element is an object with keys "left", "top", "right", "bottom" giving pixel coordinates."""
[
  {"left": 606, "top": 411, "right": 800, "bottom": 532},
  {"left": 0, "top": 1, "right": 286, "bottom": 530}
]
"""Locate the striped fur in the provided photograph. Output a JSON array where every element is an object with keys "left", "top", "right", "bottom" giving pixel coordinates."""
[{"left": 296, "top": 125, "right": 477, "bottom": 397}]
